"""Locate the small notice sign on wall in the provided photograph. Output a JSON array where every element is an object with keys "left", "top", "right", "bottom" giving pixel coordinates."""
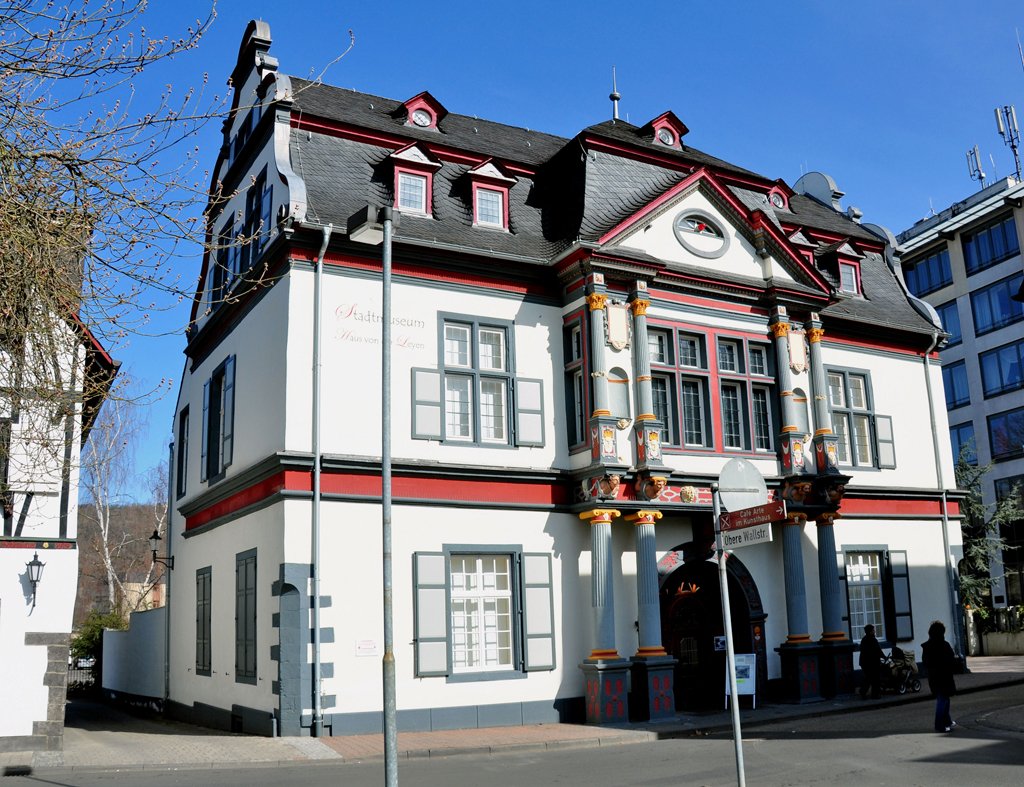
[{"left": 355, "top": 639, "right": 380, "bottom": 657}]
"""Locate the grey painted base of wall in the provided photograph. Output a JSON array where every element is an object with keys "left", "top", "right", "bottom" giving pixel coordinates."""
[
  {"left": 4, "top": 634, "right": 72, "bottom": 753},
  {"left": 166, "top": 697, "right": 585, "bottom": 738}
]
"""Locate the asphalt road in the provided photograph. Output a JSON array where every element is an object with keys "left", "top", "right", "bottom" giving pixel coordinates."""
[{"left": 10, "top": 683, "right": 1024, "bottom": 787}]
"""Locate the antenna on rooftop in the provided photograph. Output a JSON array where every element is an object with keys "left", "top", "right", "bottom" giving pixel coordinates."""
[
  {"left": 966, "top": 145, "right": 987, "bottom": 187},
  {"left": 996, "top": 104, "right": 1022, "bottom": 180},
  {"left": 1017, "top": 28, "right": 1024, "bottom": 75},
  {"left": 610, "top": 67, "right": 621, "bottom": 121}
]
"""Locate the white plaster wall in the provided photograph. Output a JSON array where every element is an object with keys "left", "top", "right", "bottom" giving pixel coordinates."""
[
  {"left": 167, "top": 504, "right": 283, "bottom": 713},
  {"left": 285, "top": 268, "right": 565, "bottom": 469},
  {"left": 176, "top": 279, "right": 291, "bottom": 505},
  {"left": 820, "top": 342, "right": 951, "bottom": 489},
  {"left": 616, "top": 190, "right": 795, "bottom": 284},
  {"left": 0, "top": 547, "right": 78, "bottom": 737},
  {"left": 103, "top": 607, "right": 167, "bottom": 698}
]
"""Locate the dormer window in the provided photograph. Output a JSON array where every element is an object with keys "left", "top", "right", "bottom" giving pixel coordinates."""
[
  {"left": 840, "top": 262, "right": 860, "bottom": 294},
  {"left": 643, "top": 111, "right": 688, "bottom": 150},
  {"left": 768, "top": 188, "right": 788, "bottom": 210},
  {"left": 398, "top": 91, "right": 447, "bottom": 131},
  {"left": 468, "top": 160, "right": 516, "bottom": 231},
  {"left": 390, "top": 144, "right": 441, "bottom": 216}
]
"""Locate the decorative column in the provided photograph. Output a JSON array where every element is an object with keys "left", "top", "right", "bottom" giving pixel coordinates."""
[
  {"left": 629, "top": 283, "right": 671, "bottom": 501},
  {"left": 579, "top": 509, "right": 630, "bottom": 724},
  {"left": 815, "top": 512, "right": 856, "bottom": 697},
  {"left": 586, "top": 290, "right": 611, "bottom": 419},
  {"left": 775, "top": 512, "right": 822, "bottom": 702},
  {"left": 805, "top": 314, "right": 841, "bottom": 475},
  {"left": 769, "top": 307, "right": 807, "bottom": 477},
  {"left": 625, "top": 510, "right": 676, "bottom": 720}
]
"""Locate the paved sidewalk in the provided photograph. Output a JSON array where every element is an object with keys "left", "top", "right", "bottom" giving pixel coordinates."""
[{"left": 3, "top": 655, "right": 1022, "bottom": 775}]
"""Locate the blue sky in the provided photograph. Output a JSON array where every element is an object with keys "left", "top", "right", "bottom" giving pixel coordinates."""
[{"left": 118, "top": 0, "right": 1024, "bottom": 499}]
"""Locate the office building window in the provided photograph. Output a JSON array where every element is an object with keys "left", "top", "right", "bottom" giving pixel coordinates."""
[
  {"left": 950, "top": 422, "right": 976, "bottom": 465},
  {"left": 964, "top": 214, "right": 1020, "bottom": 275},
  {"left": 235, "top": 550, "right": 257, "bottom": 684},
  {"left": 936, "top": 301, "right": 961, "bottom": 346},
  {"left": 942, "top": 361, "right": 970, "bottom": 409},
  {"left": 413, "top": 549, "right": 555, "bottom": 679},
  {"left": 988, "top": 407, "right": 1024, "bottom": 461},
  {"left": 981, "top": 339, "right": 1024, "bottom": 397},
  {"left": 904, "top": 247, "right": 952, "bottom": 296},
  {"left": 971, "top": 273, "right": 1024, "bottom": 335}
]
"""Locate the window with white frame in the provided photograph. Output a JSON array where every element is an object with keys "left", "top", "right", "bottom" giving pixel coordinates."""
[
  {"left": 721, "top": 382, "right": 744, "bottom": 449},
  {"left": 717, "top": 339, "right": 740, "bottom": 373},
  {"left": 413, "top": 549, "right": 555, "bottom": 680},
  {"left": 450, "top": 554, "right": 514, "bottom": 672},
  {"left": 651, "top": 374, "right": 676, "bottom": 445},
  {"left": 843, "top": 548, "right": 913, "bottom": 642},
  {"left": 648, "top": 329, "right": 671, "bottom": 365},
  {"left": 475, "top": 187, "right": 504, "bottom": 228},
  {"left": 839, "top": 263, "right": 859, "bottom": 294},
  {"left": 397, "top": 171, "right": 428, "bottom": 213},
  {"left": 748, "top": 345, "right": 768, "bottom": 376},
  {"left": 412, "top": 315, "right": 544, "bottom": 447},
  {"left": 827, "top": 368, "right": 895, "bottom": 469}
]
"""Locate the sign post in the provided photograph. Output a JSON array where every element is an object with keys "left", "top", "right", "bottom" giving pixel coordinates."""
[
  {"left": 714, "top": 482, "right": 746, "bottom": 787},
  {"left": 714, "top": 457, "right": 771, "bottom": 787}
]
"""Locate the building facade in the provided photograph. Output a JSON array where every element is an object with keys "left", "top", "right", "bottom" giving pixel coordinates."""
[
  {"left": 898, "top": 176, "right": 1024, "bottom": 608},
  {"left": 0, "top": 317, "right": 116, "bottom": 752},
  {"left": 161, "top": 21, "right": 963, "bottom": 736}
]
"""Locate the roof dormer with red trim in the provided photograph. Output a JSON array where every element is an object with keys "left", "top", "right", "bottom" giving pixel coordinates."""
[
  {"left": 467, "top": 160, "right": 517, "bottom": 230},
  {"left": 395, "top": 91, "right": 448, "bottom": 132},
  {"left": 390, "top": 144, "right": 442, "bottom": 216},
  {"left": 640, "top": 111, "right": 689, "bottom": 150}
]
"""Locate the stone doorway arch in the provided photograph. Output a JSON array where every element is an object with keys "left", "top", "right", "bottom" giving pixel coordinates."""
[{"left": 658, "top": 542, "right": 768, "bottom": 710}]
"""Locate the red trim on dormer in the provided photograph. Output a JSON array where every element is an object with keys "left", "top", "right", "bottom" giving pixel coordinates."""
[
  {"left": 767, "top": 186, "right": 788, "bottom": 211},
  {"left": 394, "top": 167, "right": 432, "bottom": 214},
  {"left": 839, "top": 260, "right": 862, "bottom": 294},
  {"left": 642, "top": 110, "right": 689, "bottom": 150},
  {"left": 400, "top": 91, "right": 448, "bottom": 130},
  {"left": 471, "top": 182, "right": 509, "bottom": 229}
]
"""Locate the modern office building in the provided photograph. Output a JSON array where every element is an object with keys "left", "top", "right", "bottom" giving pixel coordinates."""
[{"left": 897, "top": 176, "right": 1024, "bottom": 607}]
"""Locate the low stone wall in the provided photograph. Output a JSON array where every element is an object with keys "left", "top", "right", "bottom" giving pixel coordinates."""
[{"left": 982, "top": 631, "right": 1024, "bottom": 656}]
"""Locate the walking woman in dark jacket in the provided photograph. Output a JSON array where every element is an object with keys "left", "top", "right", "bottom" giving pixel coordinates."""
[{"left": 921, "top": 620, "right": 957, "bottom": 732}]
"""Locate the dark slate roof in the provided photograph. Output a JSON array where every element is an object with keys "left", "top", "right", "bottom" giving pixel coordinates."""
[
  {"left": 820, "top": 251, "right": 934, "bottom": 333},
  {"left": 295, "top": 130, "right": 565, "bottom": 262},
  {"left": 785, "top": 194, "right": 881, "bottom": 243},
  {"left": 289, "top": 78, "right": 567, "bottom": 169}
]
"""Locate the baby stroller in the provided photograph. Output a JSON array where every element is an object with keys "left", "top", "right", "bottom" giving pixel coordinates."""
[{"left": 881, "top": 646, "right": 922, "bottom": 694}]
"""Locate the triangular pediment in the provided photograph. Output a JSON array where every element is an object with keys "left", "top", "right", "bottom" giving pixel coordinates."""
[
  {"left": 599, "top": 171, "right": 830, "bottom": 292},
  {"left": 468, "top": 159, "right": 516, "bottom": 184},
  {"left": 389, "top": 144, "right": 441, "bottom": 169}
]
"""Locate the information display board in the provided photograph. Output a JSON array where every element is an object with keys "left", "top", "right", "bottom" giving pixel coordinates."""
[{"left": 724, "top": 653, "right": 757, "bottom": 709}]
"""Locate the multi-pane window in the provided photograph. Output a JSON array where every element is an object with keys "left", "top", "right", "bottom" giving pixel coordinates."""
[
  {"left": 201, "top": 356, "right": 235, "bottom": 482},
  {"left": 950, "top": 422, "right": 976, "bottom": 465},
  {"left": 651, "top": 375, "right": 675, "bottom": 445},
  {"left": 964, "top": 214, "right": 1020, "bottom": 275},
  {"left": 475, "top": 188, "right": 504, "bottom": 228},
  {"left": 988, "top": 407, "right": 1024, "bottom": 461},
  {"left": 240, "top": 168, "right": 272, "bottom": 271},
  {"left": 450, "top": 554, "right": 513, "bottom": 672},
  {"left": 680, "top": 379, "right": 707, "bottom": 446},
  {"left": 904, "top": 247, "right": 952, "bottom": 296},
  {"left": 443, "top": 320, "right": 511, "bottom": 444},
  {"left": 971, "top": 273, "right": 1024, "bottom": 335},
  {"left": 564, "top": 323, "right": 585, "bottom": 447},
  {"left": 845, "top": 552, "right": 885, "bottom": 640},
  {"left": 678, "top": 334, "right": 703, "bottom": 368},
  {"left": 981, "top": 339, "right": 1024, "bottom": 397},
  {"left": 176, "top": 408, "right": 189, "bottom": 499},
  {"left": 721, "top": 383, "right": 744, "bottom": 449},
  {"left": 936, "top": 301, "right": 961, "bottom": 346},
  {"left": 235, "top": 550, "right": 257, "bottom": 684},
  {"left": 196, "top": 567, "right": 211, "bottom": 675},
  {"left": 828, "top": 369, "right": 893, "bottom": 468},
  {"left": 718, "top": 340, "right": 740, "bottom": 372},
  {"left": 839, "top": 263, "right": 859, "bottom": 294},
  {"left": 748, "top": 345, "right": 768, "bottom": 376},
  {"left": 648, "top": 329, "right": 671, "bottom": 365},
  {"left": 752, "top": 388, "right": 772, "bottom": 450},
  {"left": 397, "top": 171, "right": 428, "bottom": 213},
  {"left": 844, "top": 549, "right": 913, "bottom": 642},
  {"left": 942, "top": 361, "right": 970, "bottom": 408}
]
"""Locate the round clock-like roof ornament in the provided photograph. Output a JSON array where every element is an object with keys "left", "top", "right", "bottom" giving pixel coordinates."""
[{"left": 672, "top": 210, "right": 729, "bottom": 258}]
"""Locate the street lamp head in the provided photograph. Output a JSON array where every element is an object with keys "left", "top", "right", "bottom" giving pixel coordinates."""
[
  {"left": 26, "top": 552, "right": 44, "bottom": 606},
  {"left": 149, "top": 529, "right": 174, "bottom": 570},
  {"left": 347, "top": 204, "right": 398, "bottom": 246}
]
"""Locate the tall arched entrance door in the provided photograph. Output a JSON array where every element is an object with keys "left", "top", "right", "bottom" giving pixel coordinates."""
[{"left": 659, "top": 542, "right": 768, "bottom": 711}]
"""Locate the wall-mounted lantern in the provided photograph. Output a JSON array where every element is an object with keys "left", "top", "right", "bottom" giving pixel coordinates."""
[
  {"left": 149, "top": 530, "right": 174, "bottom": 570},
  {"left": 26, "top": 552, "right": 44, "bottom": 606}
]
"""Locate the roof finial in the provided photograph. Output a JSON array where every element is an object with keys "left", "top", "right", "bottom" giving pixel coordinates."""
[{"left": 610, "top": 66, "right": 621, "bottom": 121}]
